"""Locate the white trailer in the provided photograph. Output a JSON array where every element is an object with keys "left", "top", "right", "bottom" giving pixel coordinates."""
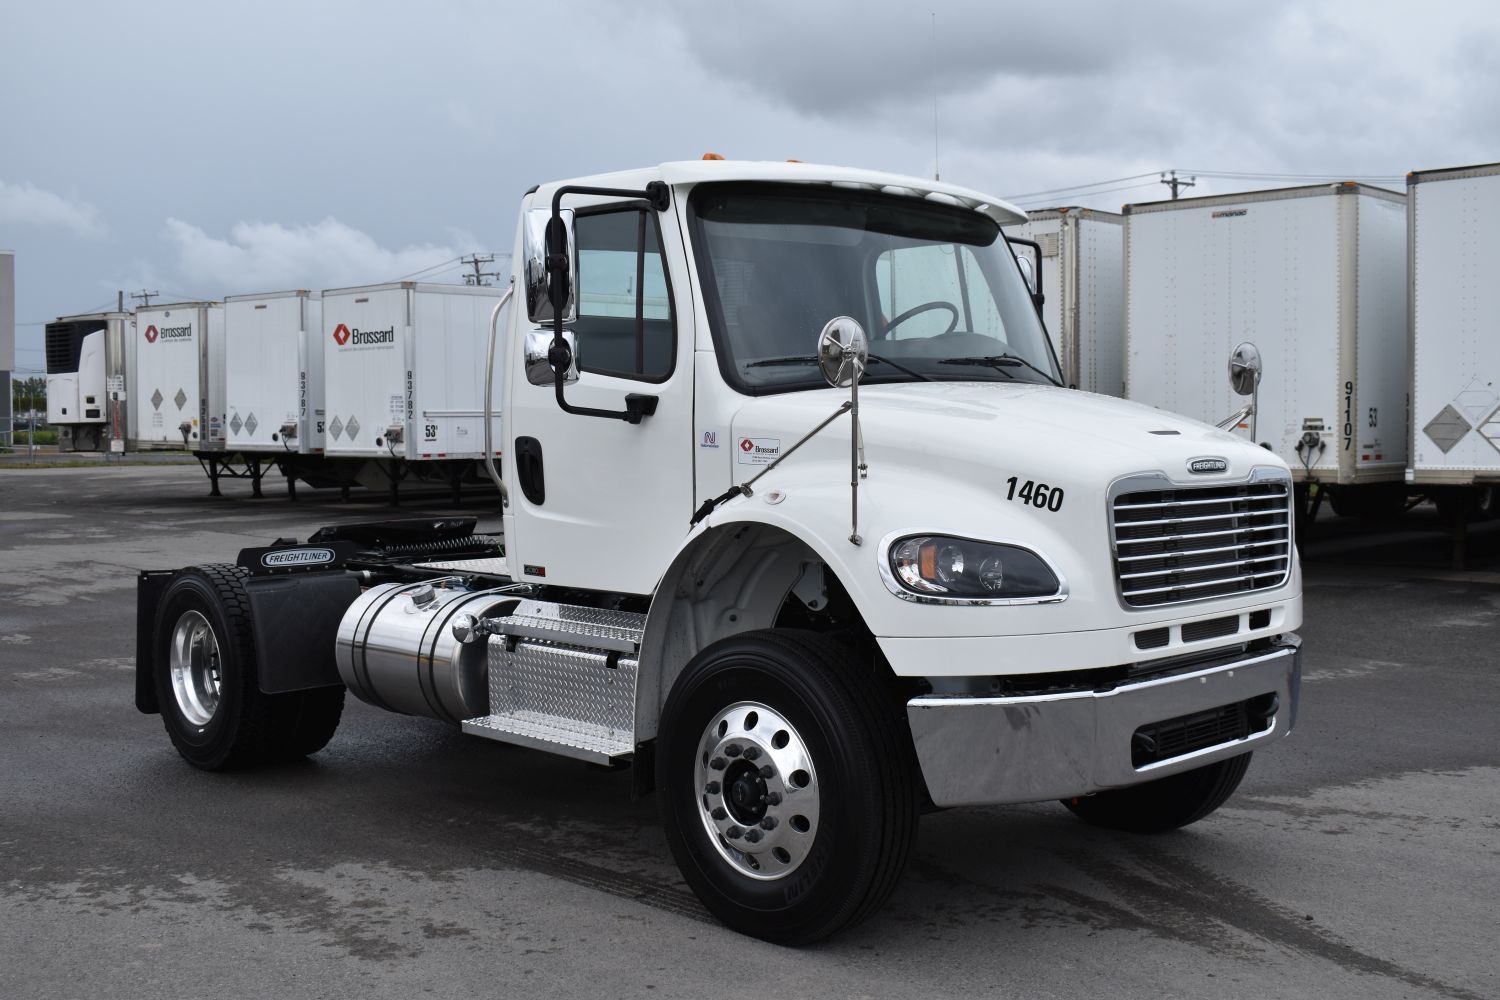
[
  {"left": 1125, "top": 183, "right": 1408, "bottom": 509},
  {"left": 223, "top": 290, "right": 324, "bottom": 455},
  {"left": 129, "top": 301, "right": 225, "bottom": 450},
  {"left": 321, "top": 281, "right": 504, "bottom": 463},
  {"left": 1005, "top": 207, "right": 1125, "bottom": 396},
  {"left": 1408, "top": 162, "right": 1500, "bottom": 514},
  {"left": 44, "top": 311, "right": 132, "bottom": 453}
]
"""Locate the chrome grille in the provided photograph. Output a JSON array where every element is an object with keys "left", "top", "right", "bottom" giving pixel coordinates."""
[{"left": 1111, "top": 477, "right": 1292, "bottom": 608}]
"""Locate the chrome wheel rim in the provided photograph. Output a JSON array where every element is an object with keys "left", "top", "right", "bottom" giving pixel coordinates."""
[
  {"left": 694, "top": 701, "right": 820, "bottom": 881},
  {"left": 169, "top": 610, "right": 222, "bottom": 727}
]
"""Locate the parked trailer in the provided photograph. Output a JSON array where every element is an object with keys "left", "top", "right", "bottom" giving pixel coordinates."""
[
  {"left": 211, "top": 290, "right": 331, "bottom": 498},
  {"left": 44, "top": 311, "right": 132, "bottom": 453},
  {"left": 129, "top": 301, "right": 225, "bottom": 451},
  {"left": 321, "top": 282, "right": 505, "bottom": 501},
  {"left": 1408, "top": 162, "right": 1500, "bottom": 531},
  {"left": 137, "top": 160, "right": 1304, "bottom": 944},
  {"left": 1005, "top": 207, "right": 1125, "bottom": 396},
  {"left": 1125, "top": 183, "right": 1409, "bottom": 517}
]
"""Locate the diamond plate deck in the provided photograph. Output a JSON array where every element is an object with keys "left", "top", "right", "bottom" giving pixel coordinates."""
[
  {"left": 498, "top": 601, "right": 645, "bottom": 651},
  {"left": 413, "top": 557, "right": 513, "bottom": 576},
  {"left": 462, "top": 711, "right": 633, "bottom": 763}
]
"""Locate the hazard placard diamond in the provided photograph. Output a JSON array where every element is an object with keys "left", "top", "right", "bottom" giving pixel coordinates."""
[
  {"left": 245, "top": 413, "right": 258, "bottom": 436},
  {"left": 174, "top": 388, "right": 188, "bottom": 411},
  {"left": 328, "top": 416, "right": 343, "bottom": 440},
  {"left": 151, "top": 388, "right": 164, "bottom": 411},
  {"left": 346, "top": 416, "right": 360, "bottom": 441},
  {"left": 230, "top": 413, "right": 243, "bottom": 435},
  {"left": 1423, "top": 403, "right": 1470, "bottom": 454},
  {"left": 1480, "top": 404, "right": 1500, "bottom": 458}
]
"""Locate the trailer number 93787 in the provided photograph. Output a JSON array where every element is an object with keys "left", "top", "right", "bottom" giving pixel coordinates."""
[{"left": 1005, "top": 477, "right": 1065, "bottom": 512}]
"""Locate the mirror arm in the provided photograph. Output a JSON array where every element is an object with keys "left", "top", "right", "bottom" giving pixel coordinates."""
[
  {"left": 547, "top": 181, "right": 671, "bottom": 423},
  {"left": 1005, "top": 236, "right": 1046, "bottom": 314}
]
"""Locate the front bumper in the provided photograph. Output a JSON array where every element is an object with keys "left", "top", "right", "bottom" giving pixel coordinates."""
[{"left": 906, "top": 635, "right": 1301, "bottom": 807}]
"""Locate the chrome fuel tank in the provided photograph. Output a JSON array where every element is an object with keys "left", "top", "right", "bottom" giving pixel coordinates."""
[{"left": 335, "top": 579, "right": 523, "bottom": 723}]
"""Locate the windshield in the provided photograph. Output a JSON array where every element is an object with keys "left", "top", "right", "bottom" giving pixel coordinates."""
[{"left": 688, "top": 182, "right": 1061, "bottom": 393}]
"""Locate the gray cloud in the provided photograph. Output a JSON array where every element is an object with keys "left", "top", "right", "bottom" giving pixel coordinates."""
[{"left": 0, "top": 178, "right": 106, "bottom": 238}]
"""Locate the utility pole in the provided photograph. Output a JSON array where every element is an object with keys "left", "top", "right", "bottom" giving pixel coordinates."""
[
  {"left": 130, "top": 290, "right": 158, "bottom": 308},
  {"left": 931, "top": 12, "right": 940, "bottom": 181},
  {"left": 461, "top": 254, "right": 499, "bottom": 287},
  {"left": 1160, "top": 170, "right": 1196, "bottom": 200}
]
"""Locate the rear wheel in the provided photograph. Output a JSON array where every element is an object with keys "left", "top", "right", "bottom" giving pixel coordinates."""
[
  {"left": 154, "top": 564, "right": 344, "bottom": 770},
  {"left": 1062, "top": 752, "right": 1252, "bottom": 833},
  {"left": 657, "top": 630, "right": 917, "bottom": 944}
]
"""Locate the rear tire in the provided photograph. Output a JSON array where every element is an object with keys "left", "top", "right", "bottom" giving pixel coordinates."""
[
  {"left": 657, "top": 629, "right": 917, "bottom": 944},
  {"left": 154, "top": 564, "right": 344, "bottom": 770},
  {"left": 1062, "top": 752, "right": 1252, "bottom": 833}
]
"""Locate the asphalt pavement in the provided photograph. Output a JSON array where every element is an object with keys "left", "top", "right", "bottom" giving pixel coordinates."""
[{"left": 1, "top": 465, "right": 1496, "bottom": 999}]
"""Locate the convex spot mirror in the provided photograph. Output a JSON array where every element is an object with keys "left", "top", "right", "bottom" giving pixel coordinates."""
[
  {"left": 525, "top": 330, "right": 579, "bottom": 386},
  {"left": 524, "top": 207, "right": 577, "bottom": 325},
  {"left": 1228, "top": 341, "right": 1262, "bottom": 396},
  {"left": 817, "top": 316, "right": 869, "bottom": 388}
]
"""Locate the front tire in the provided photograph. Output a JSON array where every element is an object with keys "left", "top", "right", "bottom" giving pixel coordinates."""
[
  {"left": 1062, "top": 752, "right": 1252, "bottom": 833},
  {"left": 154, "top": 564, "right": 344, "bottom": 770},
  {"left": 657, "top": 630, "right": 917, "bottom": 944}
]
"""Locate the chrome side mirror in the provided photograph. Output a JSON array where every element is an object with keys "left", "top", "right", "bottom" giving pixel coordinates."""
[
  {"left": 816, "top": 316, "right": 868, "bottom": 388},
  {"left": 526, "top": 330, "right": 579, "bottom": 386},
  {"left": 1016, "top": 254, "right": 1037, "bottom": 295},
  {"left": 1229, "top": 342, "right": 1262, "bottom": 396},
  {"left": 524, "top": 207, "right": 577, "bottom": 325}
]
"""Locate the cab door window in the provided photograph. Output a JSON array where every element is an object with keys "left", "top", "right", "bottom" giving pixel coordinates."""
[{"left": 574, "top": 208, "right": 675, "bottom": 380}]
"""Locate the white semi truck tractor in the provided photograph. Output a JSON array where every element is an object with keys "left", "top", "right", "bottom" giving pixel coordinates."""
[{"left": 135, "top": 160, "right": 1303, "bottom": 943}]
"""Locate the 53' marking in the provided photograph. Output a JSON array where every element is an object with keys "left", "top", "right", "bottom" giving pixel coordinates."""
[{"left": 1006, "top": 477, "right": 1065, "bottom": 512}]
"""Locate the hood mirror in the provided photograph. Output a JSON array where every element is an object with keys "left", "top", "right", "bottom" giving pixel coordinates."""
[
  {"left": 816, "top": 316, "right": 868, "bottom": 388},
  {"left": 1229, "top": 341, "right": 1262, "bottom": 396},
  {"left": 524, "top": 207, "right": 576, "bottom": 325}
]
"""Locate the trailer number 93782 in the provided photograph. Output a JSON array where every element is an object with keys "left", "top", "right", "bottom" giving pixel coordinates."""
[{"left": 1005, "top": 477, "right": 1065, "bottom": 512}]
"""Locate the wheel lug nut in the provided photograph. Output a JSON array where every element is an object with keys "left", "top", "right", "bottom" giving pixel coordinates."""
[
  {"left": 759, "top": 765, "right": 775, "bottom": 779},
  {"left": 705, "top": 781, "right": 720, "bottom": 794},
  {"left": 742, "top": 746, "right": 761, "bottom": 761},
  {"left": 710, "top": 757, "right": 726, "bottom": 770},
  {"left": 726, "top": 826, "right": 744, "bottom": 840},
  {"left": 744, "top": 829, "right": 762, "bottom": 844},
  {"left": 766, "top": 791, "right": 781, "bottom": 805},
  {"left": 724, "top": 744, "right": 742, "bottom": 757},
  {"left": 760, "top": 816, "right": 777, "bottom": 830},
  {"left": 712, "top": 806, "right": 727, "bottom": 820}
]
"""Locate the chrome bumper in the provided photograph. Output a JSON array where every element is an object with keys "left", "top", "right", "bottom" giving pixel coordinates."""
[{"left": 906, "top": 636, "right": 1301, "bottom": 807}]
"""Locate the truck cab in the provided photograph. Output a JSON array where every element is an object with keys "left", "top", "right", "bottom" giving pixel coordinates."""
[{"left": 136, "top": 160, "right": 1302, "bottom": 944}]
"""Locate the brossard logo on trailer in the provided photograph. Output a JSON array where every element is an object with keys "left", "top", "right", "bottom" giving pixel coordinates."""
[
  {"left": 332, "top": 323, "right": 395, "bottom": 347},
  {"left": 144, "top": 324, "right": 191, "bottom": 344}
]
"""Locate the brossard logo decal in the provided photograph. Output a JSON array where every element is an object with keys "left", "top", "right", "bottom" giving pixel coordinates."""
[
  {"left": 1188, "top": 457, "right": 1229, "bottom": 474},
  {"left": 332, "top": 323, "right": 395, "bottom": 347},
  {"left": 261, "top": 547, "right": 336, "bottom": 567},
  {"left": 144, "top": 324, "right": 191, "bottom": 344}
]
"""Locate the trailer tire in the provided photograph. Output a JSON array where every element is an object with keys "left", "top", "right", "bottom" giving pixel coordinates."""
[
  {"left": 1061, "top": 751, "right": 1252, "bottom": 834},
  {"left": 154, "top": 564, "right": 344, "bottom": 770},
  {"left": 657, "top": 629, "right": 917, "bottom": 944}
]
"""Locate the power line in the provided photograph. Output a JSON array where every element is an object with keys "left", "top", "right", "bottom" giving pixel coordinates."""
[
  {"left": 391, "top": 255, "right": 464, "bottom": 282},
  {"left": 1003, "top": 172, "right": 1160, "bottom": 201},
  {"left": 1011, "top": 181, "right": 1162, "bottom": 208}
]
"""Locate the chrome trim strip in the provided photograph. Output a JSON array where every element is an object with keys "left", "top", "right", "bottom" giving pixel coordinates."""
[{"left": 876, "top": 529, "right": 1069, "bottom": 607}]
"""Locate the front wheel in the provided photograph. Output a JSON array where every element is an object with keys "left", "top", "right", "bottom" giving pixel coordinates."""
[
  {"left": 1062, "top": 753, "right": 1252, "bottom": 833},
  {"left": 657, "top": 630, "right": 917, "bottom": 944}
]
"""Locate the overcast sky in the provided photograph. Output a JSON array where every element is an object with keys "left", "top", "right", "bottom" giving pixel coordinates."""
[{"left": 3, "top": 0, "right": 1498, "bottom": 373}]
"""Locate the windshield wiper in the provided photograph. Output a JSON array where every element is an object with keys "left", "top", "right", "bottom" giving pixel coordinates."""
[
  {"left": 745, "top": 354, "right": 934, "bottom": 382},
  {"left": 938, "top": 354, "right": 1062, "bottom": 387}
]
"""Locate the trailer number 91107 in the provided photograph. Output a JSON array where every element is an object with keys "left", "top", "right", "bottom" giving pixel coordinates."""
[{"left": 1005, "top": 477, "right": 1065, "bottom": 512}]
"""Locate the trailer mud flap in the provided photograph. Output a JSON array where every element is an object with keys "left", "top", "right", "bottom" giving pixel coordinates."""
[{"left": 246, "top": 572, "right": 362, "bottom": 694}]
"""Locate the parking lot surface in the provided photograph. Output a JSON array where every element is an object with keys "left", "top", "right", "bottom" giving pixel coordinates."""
[{"left": 2, "top": 466, "right": 1497, "bottom": 999}]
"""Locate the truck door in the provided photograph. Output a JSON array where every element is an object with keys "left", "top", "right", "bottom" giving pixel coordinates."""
[{"left": 504, "top": 197, "right": 694, "bottom": 595}]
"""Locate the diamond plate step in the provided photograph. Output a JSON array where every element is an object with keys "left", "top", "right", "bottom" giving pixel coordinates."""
[
  {"left": 494, "top": 600, "right": 645, "bottom": 653},
  {"left": 462, "top": 712, "right": 633, "bottom": 764},
  {"left": 460, "top": 601, "right": 646, "bottom": 763}
]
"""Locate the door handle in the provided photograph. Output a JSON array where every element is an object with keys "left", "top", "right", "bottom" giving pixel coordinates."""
[{"left": 515, "top": 436, "right": 545, "bottom": 505}]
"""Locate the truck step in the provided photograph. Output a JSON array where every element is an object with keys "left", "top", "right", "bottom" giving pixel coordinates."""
[{"left": 461, "top": 601, "right": 645, "bottom": 764}]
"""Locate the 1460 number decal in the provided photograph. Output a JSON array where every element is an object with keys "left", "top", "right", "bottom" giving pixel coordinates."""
[{"left": 1006, "top": 477, "right": 1064, "bottom": 512}]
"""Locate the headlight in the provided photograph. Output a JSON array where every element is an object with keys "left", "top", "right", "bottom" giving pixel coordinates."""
[{"left": 888, "top": 535, "right": 1060, "bottom": 600}]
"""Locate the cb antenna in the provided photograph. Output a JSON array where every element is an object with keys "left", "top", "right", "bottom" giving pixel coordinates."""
[{"left": 931, "top": 12, "right": 940, "bottom": 181}]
